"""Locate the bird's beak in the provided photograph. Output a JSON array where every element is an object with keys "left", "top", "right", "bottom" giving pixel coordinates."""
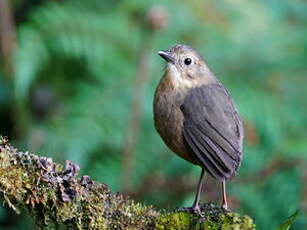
[{"left": 158, "top": 50, "right": 175, "bottom": 64}]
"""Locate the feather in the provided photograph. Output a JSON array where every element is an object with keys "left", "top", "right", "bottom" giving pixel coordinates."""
[{"left": 181, "top": 83, "right": 243, "bottom": 181}]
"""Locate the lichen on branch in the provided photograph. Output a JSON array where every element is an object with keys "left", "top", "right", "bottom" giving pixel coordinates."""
[{"left": 0, "top": 137, "right": 255, "bottom": 230}]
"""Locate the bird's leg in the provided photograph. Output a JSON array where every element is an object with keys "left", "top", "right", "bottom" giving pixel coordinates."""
[
  {"left": 192, "top": 168, "right": 205, "bottom": 213},
  {"left": 177, "top": 168, "right": 205, "bottom": 215},
  {"left": 221, "top": 179, "right": 229, "bottom": 211}
]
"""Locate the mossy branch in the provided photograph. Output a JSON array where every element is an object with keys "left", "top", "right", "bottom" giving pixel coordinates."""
[{"left": 0, "top": 137, "right": 255, "bottom": 230}]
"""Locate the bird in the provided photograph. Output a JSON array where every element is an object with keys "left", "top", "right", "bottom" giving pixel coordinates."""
[{"left": 153, "top": 44, "right": 244, "bottom": 214}]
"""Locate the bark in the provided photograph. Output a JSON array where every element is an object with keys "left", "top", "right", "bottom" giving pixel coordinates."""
[{"left": 0, "top": 137, "right": 255, "bottom": 230}]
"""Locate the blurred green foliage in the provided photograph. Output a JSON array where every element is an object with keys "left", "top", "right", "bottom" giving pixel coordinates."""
[
  {"left": 276, "top": 210, "right": 299, "bottom": 230},
  {"left": 0, "top": 0, "right": 307, "bottom": 229}
]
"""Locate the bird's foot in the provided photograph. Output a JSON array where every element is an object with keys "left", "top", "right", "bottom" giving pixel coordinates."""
[
  {"left": 176, "top": 205, "right": 204, "bottom": 217},
  {"left": 221, "top": 203, "right": 231, "bottom": 212}
]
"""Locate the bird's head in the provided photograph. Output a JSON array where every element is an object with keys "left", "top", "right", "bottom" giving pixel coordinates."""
[{"left": 158, "top": 44, "right": 215, "bottom": 88}]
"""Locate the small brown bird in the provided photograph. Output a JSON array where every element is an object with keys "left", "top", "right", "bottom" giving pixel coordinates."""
[{"left": 153, "top": 44, "right": 243, "bottom": 213}]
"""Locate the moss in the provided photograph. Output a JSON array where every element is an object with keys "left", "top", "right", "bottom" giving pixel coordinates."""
[
  {"left": 0, "top": 137, "right": 255, "bottom": 230},
  {"left": 154, "top": 205, "right": 255, "bottom": 230},
  {"left": 218, "top": 213, "right": 255, "bottom": 230},
  {"left": 155, "top": 212, "right": 191, "bottom": 230}
]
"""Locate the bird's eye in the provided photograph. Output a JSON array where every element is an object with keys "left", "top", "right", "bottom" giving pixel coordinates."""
[{"left": 184, "top": 58, "right": 192, "bottom": 65}]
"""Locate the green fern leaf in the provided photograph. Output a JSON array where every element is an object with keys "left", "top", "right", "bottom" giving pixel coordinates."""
[{"left": 276, "top": 211, "right": 299, "bottom": 230}]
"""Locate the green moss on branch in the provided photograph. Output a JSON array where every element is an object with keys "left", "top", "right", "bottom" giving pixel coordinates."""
[{"left": 0, "top": 137, "right": 255, "bottom": 229}]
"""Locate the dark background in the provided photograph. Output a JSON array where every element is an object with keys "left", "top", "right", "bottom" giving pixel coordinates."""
[{"left": 0, "top": 0, "right": 307, "bottom": 229}]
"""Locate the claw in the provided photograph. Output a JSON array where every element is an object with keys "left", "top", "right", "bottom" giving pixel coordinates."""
[
  {"left": 176, "top": 205, "right": 204, "bottom": 217},
  {"left": 221, "top": 203, "right": 230, "bottom": 212}
]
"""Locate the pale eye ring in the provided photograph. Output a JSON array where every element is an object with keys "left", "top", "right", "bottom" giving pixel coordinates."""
[{"left": 184, "top": 58, "right": 192, "bottom": 65}]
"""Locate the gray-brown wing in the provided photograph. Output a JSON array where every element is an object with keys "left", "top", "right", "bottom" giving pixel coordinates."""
[{"left": 181, "top": 83, "right": 243, "bottom": 181}]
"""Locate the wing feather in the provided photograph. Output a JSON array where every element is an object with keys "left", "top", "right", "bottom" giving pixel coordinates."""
[
  {"left": 181, "top": 83, "right": 243, "bottom": 181},
  {"left": 183, "top": 128, "right": 226, "bottom": 179}
]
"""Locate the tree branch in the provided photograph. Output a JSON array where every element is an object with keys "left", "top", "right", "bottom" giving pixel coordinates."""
[{"left": 0, "top": 137, "right": 255, "bottom": 229}]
